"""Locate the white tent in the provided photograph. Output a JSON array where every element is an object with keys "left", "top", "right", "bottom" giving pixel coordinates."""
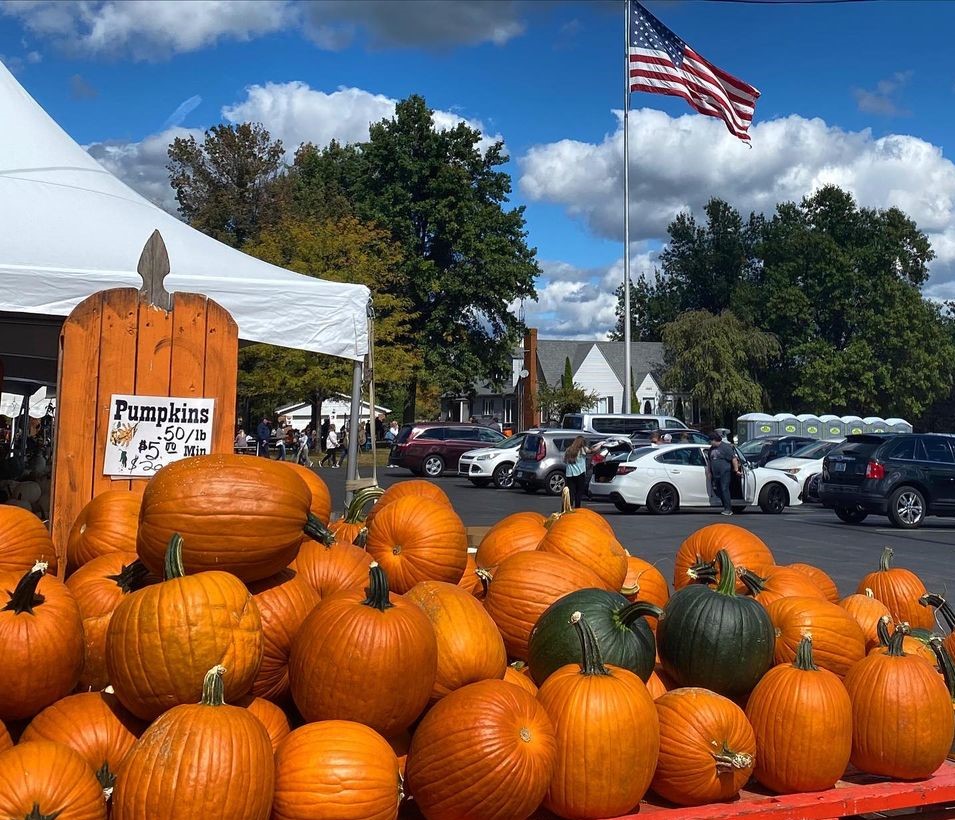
[{"left": 0, "top": 60, "right": 370, "bottom": 390}]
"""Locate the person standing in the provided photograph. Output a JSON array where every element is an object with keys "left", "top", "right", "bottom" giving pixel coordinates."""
[
  {"left": 491, "top": 416, "right": 503, "bottom": 433},
  {"left": 563, "top": 436, "right": 594, "bottom": 509},
  {"left": 320, "top": 426, "right": 339, "bottom": 467},
  {"left": 320, "top": 417, "right": 331, "bottom": 453},
  {"left": 375, "top": 414, "right": 385, "bottom": 443},
  {"left": 255, "top": 417, "right": 271, "bottom": 458},
  {"left": 707, "top": 431, "right": 741, "bottom": 516}
]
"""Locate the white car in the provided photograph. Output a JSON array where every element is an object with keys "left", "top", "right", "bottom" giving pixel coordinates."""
[
  {"left": 588, "top": 442, "right": 802, "bottom": 515},
  {"left": 458, "top": 432, "right": 529, "bottom": 489},
  {"left": 764, "top": 439, "right": 843, "bottom": 502}
]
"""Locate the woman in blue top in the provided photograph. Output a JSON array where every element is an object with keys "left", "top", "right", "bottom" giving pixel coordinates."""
[{"left": 564, "top": 435, "right": 596, "bottom": 509}]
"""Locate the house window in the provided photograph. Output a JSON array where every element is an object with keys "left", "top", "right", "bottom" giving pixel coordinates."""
[
  {"left": 503, "top": 398, "right": 514, "bottom": 424},
  {"left": 482, "top": 398, "right": 495, "bottom": 416},
  {"left": 643, "top": 400, "right": 653, "bottom": 414}
]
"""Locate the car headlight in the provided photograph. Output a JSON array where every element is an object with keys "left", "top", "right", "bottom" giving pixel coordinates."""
[
  {"left": 475, "top": 454, "right": 492, "bottom": 461},
  {"left": 782, "top": 468, "right": 801, "bottom": 476}
]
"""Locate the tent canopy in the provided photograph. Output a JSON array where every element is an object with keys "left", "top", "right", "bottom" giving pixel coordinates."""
[{"left": 0, "top": 61, "right": 370, "bottom": 388}]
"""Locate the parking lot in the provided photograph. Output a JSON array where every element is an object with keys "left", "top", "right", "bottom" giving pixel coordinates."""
[{"left": 321, "top": 466, "right": 955, "bottom": 599}]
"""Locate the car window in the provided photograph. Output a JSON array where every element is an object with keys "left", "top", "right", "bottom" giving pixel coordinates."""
[
  {"left": 478, "top": 428, "right": 504, "bottom": 443},
  {"left": 920, "top": 437, "right": 955, "bottom": 464},
  {"left": 395, "top": 425, "right": 413, "bottom": 444},
  {"left": 655, "top": 450, "right": 686, "bottom": 465},
  {"left": 888, "top": 438, "right": 917, "bottom": 460},
  {"left": 494, "top": 433, "right": 524, "bottom": 449},
  {"left": 664, "top": 418, "right": 686, "bottom": 429},
  {"left": 415, "top": 428, "right": 445, "bottom": 441},
  {"left": 686, "top": 448, "right": 707, "bottom": 467},
  {"left": 561, "top": 415, "right": 583, "bottom": 430},
  {"left": 521, "top": 434, "right": 542, "bottom": 456},
  {"left": 792, "top": 440, "right": 837, "bottom": 459},
  {"left": 655, "top": 447, "right": 704, "bottom": 466},
  {"left": 591, "top": 418, "right": 636, "bottom": 434},
  {"left": 739, "top": 439, "right": 768, "bottom": 456},
  {"left": 444, "top": 428, "right": 476, "bottom": 441},
  {"left": 627, "top": 446, "right": 656, "bottom": 462},
  {"left": 553, "top": 437, "right": 577, "bottom": 452}
]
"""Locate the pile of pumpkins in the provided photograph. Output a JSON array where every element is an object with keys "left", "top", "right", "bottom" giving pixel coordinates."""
[{"left": 0, "top": 452, "right": 954, "bottom": 819}]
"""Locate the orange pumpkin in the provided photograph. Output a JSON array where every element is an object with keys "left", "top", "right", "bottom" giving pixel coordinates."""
[
  {"left": 136, "top": 454, "right": 322, "bottom": 582},
  {"left": 0, "top": 562, "right": 84, "bottom": 720},
  {"left": 537, "top": 612, "right": 659, "bottom": 819},
  {"left": 746, "top": 635, "right": 852, "bottom": 793},
  {"left": 291, "top": 537, "right": 371, "bottom": 600},
  {"left": 272, "top": 721, "right": 401, "bottom": 820},
  {"left": 289, "top": 563, "right": 437, "bottom": 736},
  {"left": 66, "top": 552, "right": 158, "bottom": 691},
  {"left": 112, "top": 666, "right": 274, "bottom": 820},
  {"left": 481, "top": 550, "right": 605, "bottom": 661},
  {"left": 766, "top": 596, "right": 866, "bottom": 678},
  {"left": 66, "top": 490, "right": 140, "bottom": 572},
  {"left": 280, "top": 461, "right": 333, "bottom": 525},
  {"left": 840, "top": 588, "right": 893, "bottom": 652},
  {"left": 503, "top": 662, "right": 539, "bottom": 696},
  {"left": 867, "top": 614, "right": 936, "bottom": 666},
  {"left": 21, "top": 691, "right": 144, "bottom": 791},
  {"left": 622, "top": 555, "right": 669, "bottom": 630},
  {"left": 238, "top": 695, "right": 292, "bottom": 752},
  {"left": 0, "top": 740, "right": 106, "bottom": 820},
  {"left": 326, "top": 485, "right": 385, "bottom": 548},
  {"left": 739, "top": 565, "right": 827, "bottom": 607},
  {"left": 367, "top": 479, "right": 451, "bottom": 525},
  {"left": 856, "top": 546, "right": 933, "bottom": 630},
  {"left": 652, "top": 687, "right": 756, "bottom": 806},
  {"left": 405, "top": 680, "right": 557, "bottom": 820},
  {"left": 457, "top": 552, "right": 483, "bottom": 597},
  {"left": 106, "top": 535, "right": 264, "bottom": 721},
  {"left": 247, "top": 568, "right": 320, "bottom": 701},
  {"left": 0, "top": 505, "right": 57, "bottom": 576},
  {"left": 405, "top": 580, "right": 507, "bottom": 699},
  {"left": 788, "top": 562, "right": 839, "bottom": 603},
  {"left": 673, "top": 523, "right": 774, "bottom": 593},
  {"left": 0, "top": 721, "right": 10, "bottom": 754},
  {"left": 645, "top": 670, "right": 669, "bottom": 700},
  {"left": 364, "top": 496, "right": 468, "bottom": 593},
  {"left": 475, "top": 515, "right": 546, "bottom": 571}
]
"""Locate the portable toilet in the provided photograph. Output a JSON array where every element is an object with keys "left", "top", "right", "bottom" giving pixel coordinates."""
[
  {"left": 842, "top": 415, "right": 865, "bottom": 436},
  {"left": 774, "top": 413, "right": 800, "bottom": 436},
  {"left": 863, "top": 416, "right": 888, "bottom": 434},
  {"left": 885, "top": 418, "right": 913, "bottom": 434},
  {"left": 736, "top": 413, "right": 774, "bottom": 444},
  {"left": 820, "top": 414, "right": 846, "bottom": 438},
  {"left": 797, "top": 414, "right": 823, "bottom": 439}
]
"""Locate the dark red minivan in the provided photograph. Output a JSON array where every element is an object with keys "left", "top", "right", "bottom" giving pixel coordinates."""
[{"left": 390, "top": 423, "right": 505, "bottom": 476}]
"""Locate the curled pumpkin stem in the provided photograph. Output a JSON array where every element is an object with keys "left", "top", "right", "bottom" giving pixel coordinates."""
[
  {"left": 200, "top": 665, "right": 227, "bottom": 707},
  {"left": 304, "top": 513, "right": 335, "bottom": 546},
  {"left": 713, "top": 746, "right": 753, "bottom": 773},
  {"left": 2, "top": 561, "right": 47, "bottom": 614}
]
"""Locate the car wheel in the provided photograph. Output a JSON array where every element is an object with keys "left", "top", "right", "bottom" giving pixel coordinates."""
[
  {"left": 888, "top": 486, "right": 926, "bottom": 529},
  {"left": 732, "top": 506, "right": 746, "bottom": 514},
  {"left": 422, "top": 455, "right": 444, "bottom": 477},
  {"left": 758, "top": 483, "right": 788, "bottom": 514},
  {"left": 834, "top": 506, "right": 868, "bottom": 524},
  {"left": 613, "top": 499, "right": 640, "bottom": 513},
  {"left": 492, "top": 462, "right": 515, "bottom": 489},
  {"left": 646, "top": 483, "right": 678, "bottom": 515},
  {"left": 469, "top": 478, "right": 490, "bottom": 488},
  {"left": 545, "top": 471, "right": 566, "bottom": 496}
]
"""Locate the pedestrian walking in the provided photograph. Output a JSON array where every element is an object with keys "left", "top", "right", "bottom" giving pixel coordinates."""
[
  {"left": 320, "top": 417, "right": 331, "bottom": 452},
  {"left": 255, "top": 417, "right": 271, "bottom": 458},
  {"left": 564, "top": 435, "right": 595, "bottom": 509},
  {"left": 320, "top": 426, "right": 339, "bottom": 467},
  {"left": 707, "top": 431, "right": 741, "bottom": 515}
]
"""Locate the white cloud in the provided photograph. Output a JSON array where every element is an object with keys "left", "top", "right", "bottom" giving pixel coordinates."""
[{"left": 519, "top": 107, "right": 955, "bottom": 293}]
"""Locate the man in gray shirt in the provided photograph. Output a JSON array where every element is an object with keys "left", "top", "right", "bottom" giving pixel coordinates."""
[{"left": 707, "top": 431, "right": 741, "bottom": 515}]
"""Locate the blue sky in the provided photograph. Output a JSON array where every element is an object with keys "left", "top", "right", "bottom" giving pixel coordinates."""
[{"left": 3, "top": 0, "right": 955, "bottom": 338}]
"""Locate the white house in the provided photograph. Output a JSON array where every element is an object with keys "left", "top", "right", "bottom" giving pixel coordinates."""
[{"left": 276, "top": 393, "right": 391, "bottom": 431}]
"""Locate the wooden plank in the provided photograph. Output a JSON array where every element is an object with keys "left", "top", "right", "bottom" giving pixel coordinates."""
[
  {"left": 131, "top": 299, "right": 173, "bottom": 490},
  {"left": 91, "top": 289, "right": 139, "bottom": 496},
  {"left": 50, "top": 292, "right": 104, "bottom": 574},
  {"left": 169, "top": 293, "right": 207, "bottom": 400},
  {"left": 200, "top": 297, "right": 238, "bottom": 456}
]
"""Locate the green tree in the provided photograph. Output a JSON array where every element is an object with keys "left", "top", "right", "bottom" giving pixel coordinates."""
[
  {"left": 609, "top": 268, "right": 682, "bottom": 341},
  {"left": 536, "top": 381, "right": 599, "bottom": 425},
  {"left": 661, "top": 310, "right": 780, "bottom": 428},
  {"left": 167, "top": 123, "right": 286, "bottom": 248}
]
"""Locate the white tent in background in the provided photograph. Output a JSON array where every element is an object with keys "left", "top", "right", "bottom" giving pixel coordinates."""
[{"left": 0, "top": 59, "right": 370, "bottom": 392}]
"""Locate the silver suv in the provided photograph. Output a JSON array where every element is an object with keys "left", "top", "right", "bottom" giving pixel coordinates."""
[{"left": 512, "top": 430, "right": 606, "bottom": 495}]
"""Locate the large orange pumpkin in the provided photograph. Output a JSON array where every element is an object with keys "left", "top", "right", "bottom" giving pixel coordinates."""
[
  {"left": 363, "top": 496, "right": 468, "bottom": 593},
  {"left": 481, "top": 550, "right": 605, "bottom": 661},
  {"left": 289, "top": 563, "right": 437, "bottom": 736},
  {"left": 868, "top": 614, "right": 936, "bottom": 666},
  {"left": 112, "top": 666, "right": 275, "bottom": 820},
  {"left": 405, "top": 680, "right": 557, "bottom": 820},
  {"left": 844, "top": 624, "right": 954, "bottom": 779},
  {"left": 0, "top": 721, "right": 10, "bottom": 754},
  {"left": 0, "top": 562, "right": 84, "bottom": 720},
  {"left": 738, "top": 565, "right": 827, "bottom": 608},
  {"left": 280, "top": 461, "right": 333, "bottom": 524},
  {"left": 652, "top": 687, "right": 756, "bottom": 806},
  {"left": 788, "top": 562, "right": 839, "bottom": 603},
  {"left": 475, "top": 515, "right": 546, "bottom": 571},
  {"left": 0, "top": 505, "right": 57, "bottom": 576},
  {"left": 485, "top": 511, "right": 546, "bottom": 536},
  {"left": 66, "top": 551, "right": 158, "bottom": 690},
  {"left": 537, "top": 612, "right": 659, "bottom": 819},
  {"left": 405, "top": 580, "right": 507, "bottom": 699},
  {"left": 503, "top": 662, "right": 539, "bottom": 697},
  {"left": 106, "top": 535, "right": 264, "bottom": 721},
  {"left": 622, "top": 555, "right": 669, "bottom": 630},
  {"left": 272, "top": 721, "right": 401, "bottom": 820},
  {"left": 856, "top": 546, "right": 933, "bottom": 630},
  {"left": 0, "top": 740, "right": 106, "bottom": 820},
  {"left": 136, "top": 454, "right": 323, "bottom": 582},
  {"left": 746, "top": 635, "right": 852, "bottom": 793},
  {"left": 21, "top": 691, "right": 144, "bottom": 791},
  {"left": 238, "top": 695, "right": 292, "bottom": 752},
  {"left": 673, "top": 523, "right": 773, "bottom": 593},
  {"left": 291, "top": 537, "right": 371, "bottom": 600},
  {"left": 458, "top": 552, "right": 483, "bottom": 597},
  {"left": 766, "top": 595, "right": 866, "bottom": 678},
  {"left": 66, "top": 490, "right": 140, "bottom": 572},
  {"left": 247, "top": 568, "right": 320, "bottom": 701},
  {"left": 840, "top": 588, "right": 893, "bottom": 652},
  {"left": 369, "top": 479, "right": 451, "bottom": 521}
]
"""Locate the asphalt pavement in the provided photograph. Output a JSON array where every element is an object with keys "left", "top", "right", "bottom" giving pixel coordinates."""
[{"left": 316, "top": 462, "right": 955, "bottom": 603}]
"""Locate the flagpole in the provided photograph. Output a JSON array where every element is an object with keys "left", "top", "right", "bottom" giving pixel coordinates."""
[{"left": 622, "top": 0, "right": 632, "bottom": 413}]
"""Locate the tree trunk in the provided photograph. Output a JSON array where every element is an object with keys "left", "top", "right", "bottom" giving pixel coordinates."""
[{"left": 404, "top": 375, "right": 418, "bottom": 423}]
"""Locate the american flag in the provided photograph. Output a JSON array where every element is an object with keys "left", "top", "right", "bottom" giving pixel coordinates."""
[{"left": 629, "top": 2, "right": 760, "bottom": 142}]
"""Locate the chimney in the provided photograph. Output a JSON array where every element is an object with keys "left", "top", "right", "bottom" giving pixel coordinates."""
[{"left": 522, "top": 328, "right": 538, "bottom": 430}]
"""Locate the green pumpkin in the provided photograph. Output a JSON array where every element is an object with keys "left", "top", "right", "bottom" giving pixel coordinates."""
[
  {"left": 657, "top": 549, "right": 774, "bottom": 699},
  {"left": 528, "top": 587, "right": 660, "bottom": 686}
]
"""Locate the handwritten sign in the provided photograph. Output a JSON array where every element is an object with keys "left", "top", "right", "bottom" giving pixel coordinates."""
[{"left": 103, "top": 395, "right": 215, "bottom": 477}]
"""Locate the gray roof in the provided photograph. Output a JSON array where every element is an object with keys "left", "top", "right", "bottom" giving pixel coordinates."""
[
  {"left": 536, "top": 340, "right": 585, "bottom": 386},
  {"left": 536, "top": 340, "right": 664, "bottom": 387}
]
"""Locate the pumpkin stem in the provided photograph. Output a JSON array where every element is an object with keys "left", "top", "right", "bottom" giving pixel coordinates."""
[
  {"left": 864, "top": 587, "right": 875, "bottom": 598},
  {"left": 22, "top": 804, "right": 60, "bottom": 820},
  {"left": 930, "top": 637, "right": 955, "bottom": 700},
  {"left": 94, "top": 760, "right": 116, "bottom": 791},
  {"left": 304, "top": 513, "right": 335, "bottom": 546},
  {"left": 475, "top": 568, "right": 492, "bottom": 597},
  {"left": 687, "top": 560, "right": 718, "bottom": 586},
  {"left": 714, "top": 550, "right": 737, "bottom": 597},
  {"left": 199, "top": 665, "right": 227, "bottom": 707},
  {"left": 920, "top": 592, "right": 955, "bottom": 633},
  {"left": 886, "top": 622, "right": 909, "bottom": 657},
  {"left": 1, "top": 561, "right": 47, "bottom": 615},
  {"left": 362, "top": 562, "right": 394, "bottom": 612},
  {"left": 617, "top": 600, "right": 664, "bottom": 627},
  {"left": 570, "top": 611, "right": 611, "bottom": 677},
  {"left": 343, "top": 486, "right": 385, "bottom": 523},
  {"left": 713, "top": 745, "right": 753, "bottom": 774},
  {"left": 793, "top": 635, "right": 818, "bottom": 671},
  {"left": 163, "top": 534, "right": 186, "bottom": 581},
  {"left": 876, "top": 614, "right": 893, "bottom": 648},
  {"left": 878, "top": 546, "right": 894, "bottom": 572},
  {"left": 737, "top": 567, "right": 766, "bottom": 598},
  {"left": 561, "top": 485, "right": 573, "bottom": 512},
  {"left": 106, "top": 559, "right": 156, "bottom": 594},
  {"left": 352, "top": 527, "right": 369, "bottom": 549}
]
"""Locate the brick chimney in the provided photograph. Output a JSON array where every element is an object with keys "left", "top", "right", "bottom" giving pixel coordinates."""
[{"left": 521, "top": 328, "right": 538, "bottom": 430}]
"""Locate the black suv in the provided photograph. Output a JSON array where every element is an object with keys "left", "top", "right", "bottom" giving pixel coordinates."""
[
  {"left": 737, "top": 435, "right": 817, "bottom": 468},
  {"left": 818, "top": 433, "right": 955, "bottom": 528}
]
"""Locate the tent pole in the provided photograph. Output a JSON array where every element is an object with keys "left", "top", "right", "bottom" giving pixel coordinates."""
[{"left": 344, "top": 359, "right": 362, "bottom": 508}]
